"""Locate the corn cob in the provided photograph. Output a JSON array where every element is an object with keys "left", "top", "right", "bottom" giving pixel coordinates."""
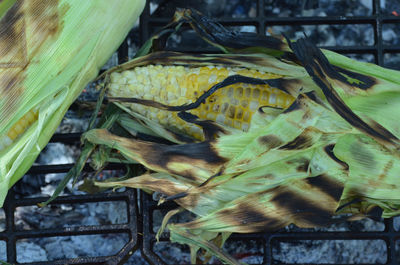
[
  {"left": 70, "top": 9, "right": 400, "bottom": 265},
  {"left": 0, "top": 0, "right": 145, "bottom": 206},
  {"left": 109, "top": 65, "right": 294, "bottom": 139}
]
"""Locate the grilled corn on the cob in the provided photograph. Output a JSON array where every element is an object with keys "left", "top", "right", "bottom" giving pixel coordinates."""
[
  {"left": 109, "top": 65, "right": 294, "bottom": 139},
  {"left": 67, "top": 8, "right": 400, "bottom": 265}
]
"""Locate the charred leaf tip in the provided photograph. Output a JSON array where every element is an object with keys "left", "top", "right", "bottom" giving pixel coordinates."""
[{"left": 161, "top": 192, "right": 189, "bottom": 203}]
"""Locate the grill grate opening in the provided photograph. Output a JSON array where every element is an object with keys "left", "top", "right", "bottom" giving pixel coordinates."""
[
  {"left": 16, "top": 233, "right": 130, "bottom": 263},
  {"left": 14, "top": 201, "right": 128, "bottom": 231},
  {"left": 153, "top": 241, "right": 191, "bottom": 264},
  {"left": 221, "top": 239, "right": 265, "bottom": 264},
  {"left": 384, "top": 53, "right": 400, "bottom": 69},
  {"left": 1, "top": 0, "right": 400, "bottom": 264},
  {"left": 272, "top": 239, "right": 388, "bottom": 264}
]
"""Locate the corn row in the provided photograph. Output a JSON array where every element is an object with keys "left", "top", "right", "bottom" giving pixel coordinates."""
[
  {"left": 108, "top": 65, "right": 295, "bottom": 139},
  {"left": 0, "top": 108, "right": 39, "bottom": 152}
]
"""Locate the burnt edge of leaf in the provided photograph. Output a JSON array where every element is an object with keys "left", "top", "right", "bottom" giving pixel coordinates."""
[
  {"left": 187, "top": 8, "right": 288, "bottom": 53},
  {"left": 265, "top": 78, "right": 299, "bottom": 95},
  {"left": 289, "top": 37, "right": 399, "bottom": 146},
  {"left": 333, "top": 65, "right": 377, "bottom": 90},
  {"left": 178, "top": 111, "right": 228, "bottom": 140},
  {"left": 324, "top": 144, "right": 349, "bottom": 170},
  {"left": 198, "top": 169, "right": 224, "bottom": 187},
  {"left": 304, "top": 91, "right": 329, "bottom": 109},
  {"left": 283, "top": 93, "right": 309, "bottom": 113},
  {"left": 335, "top": 197, "right": 362, "bottom": 213}
]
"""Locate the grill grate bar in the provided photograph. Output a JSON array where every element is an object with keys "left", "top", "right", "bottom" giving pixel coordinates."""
[
  {"left": 2, "top": 189, "right": 138, "bottom": 264},
  {"left": 147, "top": 15, "right": 400, "bottom": 25},
  {"left": 27, "top": 162, "right": 125, "bottom": 174},
  {"left": 49, "top": 133, "right": 82, "bottom": 143},
  {"left": 12, "top": 192, "right": 133, "bottom": 206},
  {"left": 373, "top": 0, "right": 384, "bottom": 65},
  {"left": 1, "top": 226, "right": 132, "bottom": 239},
  {"left": 163, "top": 45, "right": 400, "bottom": 54}
]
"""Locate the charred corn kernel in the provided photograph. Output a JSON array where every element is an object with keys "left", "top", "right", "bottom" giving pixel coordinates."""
[
  {"left": 0, "top": 108, "right": 39, "bottom": 151},
  {"left": 108, "top": 65, "right": 295, "bottom": 139}
]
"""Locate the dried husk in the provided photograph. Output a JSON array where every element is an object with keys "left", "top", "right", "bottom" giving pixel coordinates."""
[{"left": 74, "top": 9, "right": 399, "bottom": 264}]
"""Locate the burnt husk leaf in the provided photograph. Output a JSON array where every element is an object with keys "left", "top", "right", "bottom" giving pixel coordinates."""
[{"left": 60, "top": 8, "right": 400, "bottom": 264}]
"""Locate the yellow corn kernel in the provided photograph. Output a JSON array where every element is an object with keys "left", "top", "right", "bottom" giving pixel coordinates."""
[
  {"left": 108, "top": 65, "right": 295, "bottom": 140},
  {"left": 0, "top": 108, "right": 39, "bottom": 151}
]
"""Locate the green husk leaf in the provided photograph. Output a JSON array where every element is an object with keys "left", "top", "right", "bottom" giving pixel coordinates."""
[
  {"left": 168, "top": 225, "right": 242, "bottom": 265},
  {"left": 38, "top": 103, "right": 125, "bottom": 207},
  {"left": 0, "top": 0, "right": 145, "bottom": 206}
]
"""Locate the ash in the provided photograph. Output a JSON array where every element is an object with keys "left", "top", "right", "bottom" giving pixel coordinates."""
[{"left": 2, "top": 0, "right": 399, "bottom": 264}]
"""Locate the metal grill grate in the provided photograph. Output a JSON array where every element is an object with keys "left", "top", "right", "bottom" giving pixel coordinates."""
[{"left": 1, "top": 0, "right": 400, "bottom": 264}]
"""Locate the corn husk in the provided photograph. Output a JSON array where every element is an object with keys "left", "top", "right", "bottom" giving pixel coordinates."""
[
  {"left": 0, "top": 0, "right": 145, "bottom": 206},
  {"left": 72, "top": 9, "right": 399, "bottom": 264}
]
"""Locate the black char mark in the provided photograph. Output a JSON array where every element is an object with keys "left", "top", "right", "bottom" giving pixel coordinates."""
[
  {"left": 304, "top": 174, "right": 344, "bottom": 202},
  {"left": 279, "top": 132, "right": 313, "bottom": 150},
  {"left": 156, "top": 141, "right": 225, "bottom": 164},
  {"left": 143, "top": 140, "right": 226, "bottom": 174},
  {"left": 333, "top": 66, "right": 376, "bottom": 90},
  {"left": 138, "top": 140, "right": 226, "bottom": 181},
  {"left": 285, "top": 157, "right": 310, "bottom": 172},
  {"left": 283, "top": 100, "right": 301, "bottom": 113},
  {"left": 187, "top": 9, "right": 287, "bottom": 54},
  {"left": 283, "top": 93, "right": 309, "bottom": 113},
  {"left": 284, "top": 36, "right": 376, "bottom": 91},
  {"left": 335, "top": 198, "right": 362, "bottom": 213},
  {"left": 258, "top": 134, "right": 283, "bottom": 149},
  {"left": 289, "top": 37, "right": 399, "bottom": 146},
  {"left": 164, "top": 127, "right": 196, "bottom": 144},
  {"left": 324, "top": 144, "right": 349, "bottom": 170},
  {"left": 296, "top": 159, "right": 310, "bottom": 172},
  {"left": 216, "top": 203, "right": 283, "bottom": 231},
  {"left": 304, "top": 91, "right": 330, "bottom": 109},
  {"left": 178, "top": 111, "right": 228, "bottom": 140},
  {"left": 265, "top": 78, "right": 299, "bottom": 96},
  {"left": 366, "top": 206, "right": 383, "bottom": 220},
  {"left": 144, "top": 51, "right": 238, "bottom": 66},
  {"left": 0, "top": 1, "right": 23, "bottom": 57},
  {"left": 271, "top": 190, "right": 333, "bottom": 226}
]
